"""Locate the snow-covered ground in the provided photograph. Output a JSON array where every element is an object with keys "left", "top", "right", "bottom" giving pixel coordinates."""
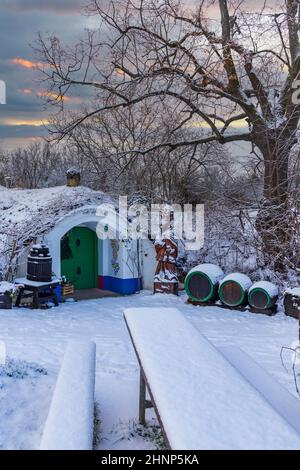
[{"left": 0, "top": 291, "right": 299, "bottom": 450}]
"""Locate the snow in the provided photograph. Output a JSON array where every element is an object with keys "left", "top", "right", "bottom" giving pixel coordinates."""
[
  {"left": 0, "top": 282, "right": 17, "bottom": 294},
  {"left": 220, "top": 272, "right": 253, "bottom": 291},
  {"left": 0, "top": 291, "right": 300, "bottom": 450},
  {"left": 285, "top": 287, "right": 300, "bottom": 297},
  {"left": 249, "top": 281, "right": 279, "bottom": 298},
  {"left": 219, "top": 346, "right": 300, "bottom": 436},
  {"left": 40, "top": 341, "right": 96, "bottom": 450},
  {"left": 15, "top": 277, "right": 60, "bottom": 288},
  {"left": 31, "top": 244, "right": 49, "bottom": 250},
  {"left": 66, "top": 168, "right": 80, "bottom": 176},
  {"left": 124, "top": 307, "right": 300, "bottom": 450},
  {"left": 188, "top": 263, "right": 224, "bottom": 283},
  {"left": 0, "top": 358, "right": 52, "bottom": 450},
  {"left": 154, "top": 270, "right": 178, "bottom": 283}
]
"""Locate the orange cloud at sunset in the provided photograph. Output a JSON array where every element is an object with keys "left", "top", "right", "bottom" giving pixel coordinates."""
[
  {"left": 36, "top": 91, "right": 71, "bottom": 102},
  {"left": 3, "top": 118, "right": 49, "bottom": 127},
  {"left": 114, "top": 68, "right": 130, "bottom": 78},
  {"left": 11, "top": 57, "right": 42, "bottom": 69}
]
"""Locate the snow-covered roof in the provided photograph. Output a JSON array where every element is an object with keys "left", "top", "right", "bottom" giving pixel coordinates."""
[{"left": 0, "top": 185, "right": 114, "bottom": 277}]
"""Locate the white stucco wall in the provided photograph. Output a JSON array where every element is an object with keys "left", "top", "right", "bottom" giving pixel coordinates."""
[{"left": 140, "top": 239, "right": 156, "bottom": 290}]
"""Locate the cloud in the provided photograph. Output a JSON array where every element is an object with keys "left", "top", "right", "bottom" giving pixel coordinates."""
[
  {"left": 10, "top": 57, "right": 42, "bottom": 70},
  {"left": 0, "top": 136, "right": 44, "bottom": 151},
  {"left": 0, "top": 123, "right": 47, "bottom": 139},
  {"left": 17, "top": 88, "right": 33, "bottom": 95},
  {"left": 1, "top": 0, "right": 85, "bottom": 14},
  {"left": 1, "top": 118, "right": 48, "bottom": 127},
  {"left": 37, "top": 91, "right": 72, "bottom": 103}
]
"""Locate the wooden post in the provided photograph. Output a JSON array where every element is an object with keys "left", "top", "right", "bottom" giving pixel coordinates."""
[{"left": 139, "top": 370, "right": 146, "bottom": 425}]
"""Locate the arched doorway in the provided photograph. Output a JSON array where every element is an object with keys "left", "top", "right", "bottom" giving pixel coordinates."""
[{"left": 60, "top": 227, "right": 98, "bottom": 290}]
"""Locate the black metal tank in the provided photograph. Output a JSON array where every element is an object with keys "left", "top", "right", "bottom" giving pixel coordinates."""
[{"left": 27, "top": 243, "right": 52, "bottom": 282}]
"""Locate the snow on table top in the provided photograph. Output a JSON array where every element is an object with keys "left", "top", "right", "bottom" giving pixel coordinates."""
[
  {"left": 15, "top": 278, "right": 61, "bottom": 287},
  {"left": 220, "top": 272, "right": 252, "bottom": 291},
  {"left": 187, "top": 263, "right": 224, "bottom": 283},
  {"left": 249, "top": 281, "right": 279, "bottom": 297},
  {"left": 124, "top": 307, "right": 300, "bottom": 450}
]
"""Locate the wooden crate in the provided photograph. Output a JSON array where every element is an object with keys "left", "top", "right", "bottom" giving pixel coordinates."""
[
  {"left": 62, "top": 283, "right": 74, "bottom": 296},
  {"left": 284, "top": 293, "right": 300, "bottom": 319},
  {"left": 0, "top": 294, "right": 12, "bottom": 309},
  {"left": 154, "top": 281, "right": 178, "bottom": 295}
]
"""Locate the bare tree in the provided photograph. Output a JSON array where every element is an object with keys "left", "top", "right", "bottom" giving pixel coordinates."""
[
  {"left": 35, "top": 0, "right": 300, "bottom": 269},
  {"left": 2, "top": 142, "right": 59, "bottom": 189},
  {"left": 62, "top": 99, "right": 229, "bottom": 202},
  {"left": 0, "top": 147, "right": 8, "bottom": 186}
]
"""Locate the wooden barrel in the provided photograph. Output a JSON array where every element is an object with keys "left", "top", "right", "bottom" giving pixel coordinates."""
[
  {"left": 219, "top": 273, "right": 252, "bottom": 307},
  {"left": 184, "top": 264, "right": 224, "bottom": 303},
  {"left": 248, "top": 281, "right": 278, "bottom": 310},
  {"left": 284, "top": 289, "right": 300, "bottom": 319},
  {"left": 27, "top": 243, "right": 52, "bottom": 283}
]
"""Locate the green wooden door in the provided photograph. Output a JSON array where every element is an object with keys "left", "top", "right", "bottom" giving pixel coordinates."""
[{"left": 61, "top": 227, "right": 97, "bottom": 290}]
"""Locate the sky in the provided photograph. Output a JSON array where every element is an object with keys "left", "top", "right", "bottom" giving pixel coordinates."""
[
  {"left": 0, "top": 0, "right": 96, "bottom": 150},
  {"left": 0, "top": 0, "right": 269, "bottom": 151}
]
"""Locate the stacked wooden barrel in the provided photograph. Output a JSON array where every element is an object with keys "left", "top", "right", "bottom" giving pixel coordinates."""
[
  {"left": 184, "top": 264, "right": 224, "bottom": 304},
  {"left": 27, "top": 243, "right": 52, "bottom": 283},
  {"left": 218, "top": 273, "right": 252, "bottom": 308}
]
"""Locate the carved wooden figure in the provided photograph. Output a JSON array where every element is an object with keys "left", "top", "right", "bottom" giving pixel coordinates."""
[{"left": 153, "top": 239, "right": 179, "bottom": 295}]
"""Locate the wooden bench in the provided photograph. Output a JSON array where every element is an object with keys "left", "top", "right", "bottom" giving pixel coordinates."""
[
  {"left": 40, "top": 341, "right": 96, "bottom": 450},
  {"left": 124, "top": 308, "right": 300, "bottom": 450}
]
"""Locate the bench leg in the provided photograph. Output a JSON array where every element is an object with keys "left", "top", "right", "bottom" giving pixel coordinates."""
[
  {"left": 32, "top": 290, "right": 39, "bottom": 309},
  {"left": 139, "top": 370, "right": 146, "bottom": 425}
]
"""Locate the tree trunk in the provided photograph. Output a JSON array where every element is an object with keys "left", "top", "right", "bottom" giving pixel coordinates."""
[{"left": 254, "top": 131, "right": 293, "bottom": 271}]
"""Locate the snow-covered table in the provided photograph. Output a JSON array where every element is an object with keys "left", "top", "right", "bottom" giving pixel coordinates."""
[
  {"left": 124, "top": 307, "right": 300, "bottom": 450},
  {"left": 15, "top": 277, "right": 61, "bottom": 309}
]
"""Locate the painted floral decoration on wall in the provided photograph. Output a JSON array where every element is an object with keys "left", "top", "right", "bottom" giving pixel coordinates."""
[{"left": 111, "top": 240, "right": 120, "bottom": 275}]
